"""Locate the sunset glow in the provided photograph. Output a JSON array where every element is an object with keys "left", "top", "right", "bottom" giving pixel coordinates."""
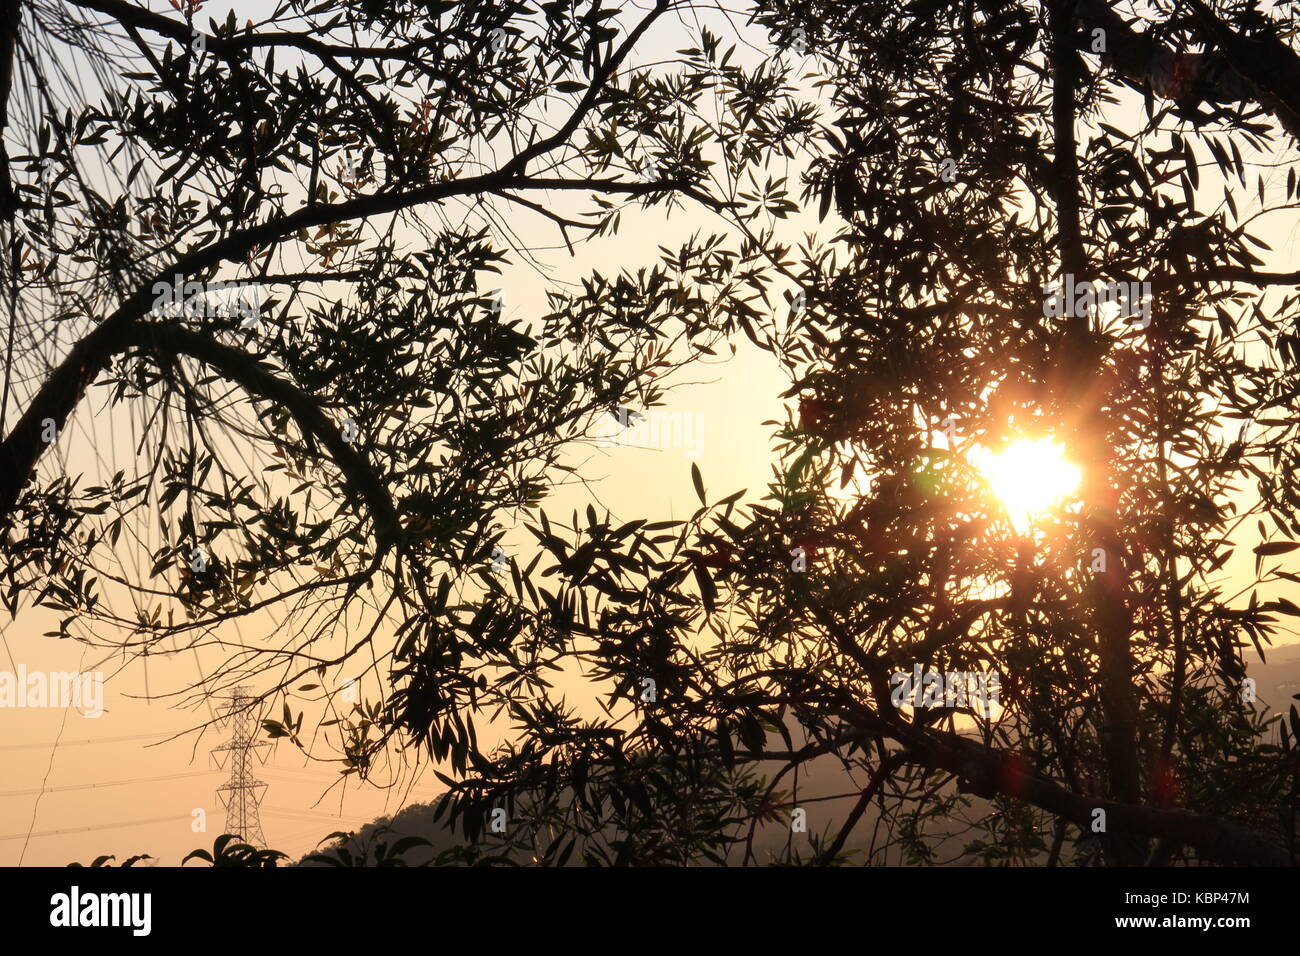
[{"left": 976, "top": 439, "right": 1081, "bottom": 531}]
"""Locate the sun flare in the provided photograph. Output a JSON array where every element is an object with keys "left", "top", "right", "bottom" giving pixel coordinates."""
[{"left": 976, "top": 439, "right": 1081, "bottom": 531}]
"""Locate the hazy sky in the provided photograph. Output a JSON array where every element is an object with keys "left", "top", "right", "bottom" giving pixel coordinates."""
[
  {"left": 3, "top": 0, "right": 1299, "bottom": 867},
  {"left": 0, "top": 0, "right": 796, "bottom": 866}
]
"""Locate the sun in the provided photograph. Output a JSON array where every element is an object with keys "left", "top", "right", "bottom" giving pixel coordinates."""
[{"left": 975, "top": 438, "right": 1081, "bottom": 531}]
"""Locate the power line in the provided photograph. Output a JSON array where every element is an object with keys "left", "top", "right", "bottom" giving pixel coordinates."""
[
  {"left": 261, "top": 767, "right": 440, "bottom": 794},
  {"left": 0, "top": 769, "right": 218, "bottom": 799},
  {"left": 19, "top": 644, "right": 85, "bottom": 865},
  {"left": 264, "top": 805, "right": 369, "bottom": 820},
  {"left": 260, "top": 766, "right": 355, "bottom": 779},
  {"left": 0, "top": 814, "right": 191, "bottom": 842},
  {"left": 0, "top": 732, "right": 170, "bottom": 752}
]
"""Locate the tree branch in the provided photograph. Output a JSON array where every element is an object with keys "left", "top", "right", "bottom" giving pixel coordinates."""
[
  {"left": 125, "top": 323, "right": 400, "bottom": 555},
  {"left": 889, "top": 717, "right": 1289, "bottom": 866},
  {"left": 1050, "top": 0, "right": 1145, "bottom": 865},
  {"left": 815, "top": 749, "right": 909, "bottom": 865},
  {"left": 0, "top": 0, "right": 20, "bottom": 221},
  {"left": 0, "top": 172, "right": 721, "bottom": 526},
  {"left": 1076, "top": 0, "right": 1300, "bottom": 139},
  {"left": 1152, "top": 266, "right": 1300, "bottom": 290}
]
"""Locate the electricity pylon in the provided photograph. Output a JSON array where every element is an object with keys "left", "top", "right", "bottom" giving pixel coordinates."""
[{"left": 212, "top": 686, "right": 270, "bottom": 846}]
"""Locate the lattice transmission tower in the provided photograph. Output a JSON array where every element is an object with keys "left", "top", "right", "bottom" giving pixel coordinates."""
[{"left": 212, "top": 686, "right": 270, "bottom": 846}]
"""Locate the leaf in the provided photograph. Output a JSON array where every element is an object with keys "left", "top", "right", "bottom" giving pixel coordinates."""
[
  {"left": 388, "top": 835, "right": 433, "bottom": 858},
  {"left": 555, "top": 838, "right": 576, "bottom": 867},
  {"left": 717, "top": 718, "right": 735, "bottom": 769},
  {"left": 693, "top": 563, "right": 717, "bottom": 613},
  {"left": 691, "top": 462, "right": 706, "bottom": 505},
  {"left": 1253, "top": 541, "right": 1299, "bottom": 556}
]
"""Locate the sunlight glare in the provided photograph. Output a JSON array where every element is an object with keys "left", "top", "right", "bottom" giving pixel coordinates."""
[{"left": 976, "top": 439, "right": 1081, "bottom": 531}]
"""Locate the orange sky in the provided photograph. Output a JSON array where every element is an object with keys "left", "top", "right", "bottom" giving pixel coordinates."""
[{"left": 4, "top": 0, "right": 1300, "bottom": 866}]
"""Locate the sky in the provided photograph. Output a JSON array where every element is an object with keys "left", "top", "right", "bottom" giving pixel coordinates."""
[
  {"left": 0, "top": 0, "right": 798, "bottom": 866},
  {"left": 3, "top": 0, "right": 1300, "bottom": 867}
]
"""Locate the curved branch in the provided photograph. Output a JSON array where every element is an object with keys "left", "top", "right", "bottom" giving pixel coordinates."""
[
  {"left": 65, "top": 0, "right": 430, "bottom": 62},
  {"left": 126, "top": 322, "right": 400, "bottom": 554},
  {"left": 0, "top": 172, "right": 721, "bottom": 526},
  {"left": 1076, "top": 0, "right": 1300, "bottom": 139},
  {"left": 831, "top": 688, "right": 1291, "bottom": 866},
  {"left": 891, "top": 717, "right": 1290, "bottom": 866},
  {"left": 1152, "top": 266, "right": 1300, "bottom": 290}
]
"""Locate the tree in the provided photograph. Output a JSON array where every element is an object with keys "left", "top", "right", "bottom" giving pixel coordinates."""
[
  {"left": 0, "top": 0, "right": 772, "bottom": 794},
  {"left": 20, "top": 0, "right": 1300, "bottom": 868},
  {"left": 420, "top": 0, "right": 1300, "bottom": 866}
]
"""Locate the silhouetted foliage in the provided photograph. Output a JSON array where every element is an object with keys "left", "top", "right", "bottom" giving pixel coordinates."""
[{"left": 16, "top": 0, "right": 1300, "bottom": 866}]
